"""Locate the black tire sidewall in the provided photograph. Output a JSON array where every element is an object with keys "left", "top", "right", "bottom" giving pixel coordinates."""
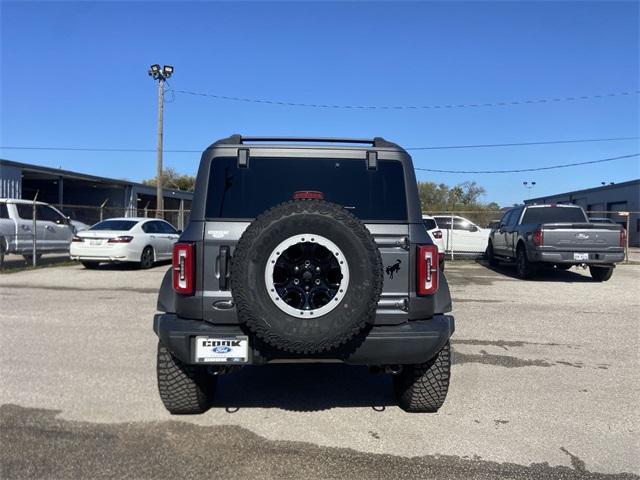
[
  {"left": 231, "top": 201, "right": 382, "bottom": 353},
  {"left": 140, "top": 247, "right": 154, "bottom": 269}
]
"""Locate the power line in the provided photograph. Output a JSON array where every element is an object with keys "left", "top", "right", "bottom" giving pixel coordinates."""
[
  {"left": 414, "top": 153, "right": 640, "bottom": 174},
  {"left": 1, "top": 136, "right": 638, "bottom": 154},
  {"left": 170, "top": 88, "right": 640, "bottom": 110},
  {"left": 405, "top": 136, "right": 640, "bottom": 150}
]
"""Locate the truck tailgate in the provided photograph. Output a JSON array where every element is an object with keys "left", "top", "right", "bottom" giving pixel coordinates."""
[{"left": 541, "top": 223, "right": 621, "bottom": 250}]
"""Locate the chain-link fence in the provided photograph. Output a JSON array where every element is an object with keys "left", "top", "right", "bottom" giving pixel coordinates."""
[
  {"left": 0, "top": 202, "right": 189, "bottom": 270},
  {"left": 2, "top": 204, "right": 636, "bottom": 270}
]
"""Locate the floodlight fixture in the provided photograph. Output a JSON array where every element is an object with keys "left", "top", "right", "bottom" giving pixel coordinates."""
[{"left": 163, "top": 65, "right": 174, "bottom": 77}]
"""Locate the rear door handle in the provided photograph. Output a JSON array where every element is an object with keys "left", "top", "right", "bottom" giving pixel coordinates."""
[{"left": 219, "top": 246, "right": 230, "bottom": 290}]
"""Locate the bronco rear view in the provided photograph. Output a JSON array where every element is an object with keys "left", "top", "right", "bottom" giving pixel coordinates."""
[{"left": 153, "top": 135, "right": 454, "bottom": 413}]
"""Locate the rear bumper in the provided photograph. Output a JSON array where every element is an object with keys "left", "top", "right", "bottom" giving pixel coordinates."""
[
  {"left": 153, "top": 313, "right": 455, "bottom": 366},
  {"left": 69, "top": 243, "right": 139, "bottom": 262},
  {"left": 530, "top": 249, "right": 625, "bottom": 264}
]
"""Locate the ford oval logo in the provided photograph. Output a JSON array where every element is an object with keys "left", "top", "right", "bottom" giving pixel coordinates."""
[{"left": 213, "top": 346, "right": 232, "bottom": 354}]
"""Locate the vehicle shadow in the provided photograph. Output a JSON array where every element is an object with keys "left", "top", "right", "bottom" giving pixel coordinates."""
[
  {"left": 476, "top": 259, "right": 595, "bottom": 283},
  {"left": 0, "top": 253, "right": 72, "bottom": 271},
  {"left": 93, "top": 260, "right": 172, "bottom": 271},
  {"left": 212, "top": 364, "right": 396, "bottom": 412}
]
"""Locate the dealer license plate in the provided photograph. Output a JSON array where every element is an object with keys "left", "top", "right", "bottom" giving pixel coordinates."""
[
  {"left": 195, "top": 336, "right": 249, "bottom": 363},
  {"left": 573, "top": 253, "right": 589, "bottom": 261}
]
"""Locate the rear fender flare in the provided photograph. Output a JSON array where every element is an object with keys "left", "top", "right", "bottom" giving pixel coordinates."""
[
  {"left": 433, "top": 273, "right": 452, "bottom": 314},
  {"left": 157, "top": 267, "right": 176, "bottom": 313}
]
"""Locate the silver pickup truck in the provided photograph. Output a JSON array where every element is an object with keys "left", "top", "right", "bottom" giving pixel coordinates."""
[
  {"left": 486, "top": 204, "right": 625, "bottom": 281},
  {"left": 0, "top": 198, "right": 76, "bottom": 262}
]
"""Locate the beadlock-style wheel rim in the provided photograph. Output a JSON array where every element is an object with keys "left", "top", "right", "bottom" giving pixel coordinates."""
[{"left": 264, "top": 234, "right": 350, "bottom": 319}]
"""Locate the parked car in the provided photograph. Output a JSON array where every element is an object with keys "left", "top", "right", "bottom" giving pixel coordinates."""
[
  {"left": 422, "top": 214, "right": 445, "bottom": 270},
  {"left": 69, "top": 219, "right": 90, "bottom": 233},
  {"left": 0, "top": 198, "right": 75, "bottom": 261},
  {"left": 70, "top": 217, "right": 180, "bottom": 269},
  {"left": 153, "top": 135, "right": 454, "bottom": 414},
  {"left": 486, "top": 204, "right": 625, "bottom": 280},
  {"left": 432, "top": 215, "right": 490, "bottom": 255}
]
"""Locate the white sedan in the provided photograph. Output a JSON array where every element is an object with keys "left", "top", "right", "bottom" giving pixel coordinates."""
[
  {"left": 432, "top": 215, "right": 491, "bottom": 255},
  {"left": 70, "top": 217, "right": 180, "bottom": 269}
]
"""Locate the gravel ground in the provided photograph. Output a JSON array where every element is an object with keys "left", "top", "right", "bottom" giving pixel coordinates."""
[{"left": 0, "top": 260, "right": 638, "bottom": 479}]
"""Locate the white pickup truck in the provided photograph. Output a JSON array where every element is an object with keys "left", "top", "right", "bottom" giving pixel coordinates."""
[{"left": 0, "top": 198, "right": 76, "bottom": 261}]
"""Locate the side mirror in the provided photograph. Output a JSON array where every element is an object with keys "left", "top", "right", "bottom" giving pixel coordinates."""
[
  {"left": 470, "top": 225, "right": 479, "bottom": 232},
  {"left": 177, "top": 229, "right": 183, "bottom": 234}
]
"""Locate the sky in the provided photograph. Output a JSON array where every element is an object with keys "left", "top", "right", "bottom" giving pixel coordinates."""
[{"left": 1, "top": 0, "right": 639, "bottom": 207}]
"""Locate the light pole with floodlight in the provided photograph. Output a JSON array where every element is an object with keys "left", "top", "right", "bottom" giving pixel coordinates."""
[
  {"left": 523, "top": 181, "right": 537, "bottom": 198},
  {"left": 148, "top": 64, "right": 173, "bottom": 218}
]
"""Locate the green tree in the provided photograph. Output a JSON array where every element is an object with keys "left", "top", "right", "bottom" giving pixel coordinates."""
[
  {"left": 143, "top": 168, "right": 196, "bottom": 192},
  {"left": 418, "top": 180, "right": 500, "bottom": 227}
]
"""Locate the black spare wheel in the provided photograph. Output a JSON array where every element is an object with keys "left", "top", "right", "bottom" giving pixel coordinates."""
[{"left": 231, "top": 199, "right": 383, "bottom": 354}]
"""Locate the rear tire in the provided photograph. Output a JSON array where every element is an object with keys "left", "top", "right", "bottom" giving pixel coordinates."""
[
  {"left": 22, "top": 254, "right": 42, "bottom": 264},
  {"left": 486, "top": 242, "right": 498, "bottom": 267},
  {"left": 139, "top": 246, "right": 154, "bottom": 269},
  {"left": 0, "top": 236, "right": 6, "bottom": 267},
  {"left": 81, "top": 261, "right": 100, "bottom": 269},
  {"left": 516, "top": 246, "right": 535, "bottom": 280},
  {"left": 156, "top": 341, "right": 216, "bottom": 414},
  {"left": 589, "top": 265, "right": 614, "bottom": 282},
  {"left": 394, "top": 342, "right": 451, "bottom": 413}
]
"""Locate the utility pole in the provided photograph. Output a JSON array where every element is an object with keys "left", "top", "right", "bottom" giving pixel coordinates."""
[{"left": 148, "top": 64, "right": 174, "bottom": 218}]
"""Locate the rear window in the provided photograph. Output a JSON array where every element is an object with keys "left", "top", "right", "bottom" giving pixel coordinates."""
[
  {"left": 90, "top": 220, "right": 137, "bottom": 231},
  {"left": 521, "top": 207, "right": 587, "bottom": 224},
  {"left": 205, "top": 157, "right": 407, "bottom": 221},
  {"left": 423, "top": 218, "right": 437, "bottom": 230},
  {"left": 0, "top": 204, "right": 8, "bottom": 219}
]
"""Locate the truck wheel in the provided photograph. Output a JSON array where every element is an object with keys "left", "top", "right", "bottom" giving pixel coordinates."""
[
  {"left": 515, "top": 246, "right": 535, "bottom": 280},
  {"left": 231, "top": 199, "right": 383, "bottom": 354},
  {"left": 589, "top": 265, "right": 614, "bottom": 282},
  {"left": 486, "top": 241, "right": 498, "bottom": 267},
  {"left": 156, "top": 341, "right": 216, "bottom": 414},
  {"left": 81, "top": 261, "right": 100, "bottom": 269},
  {"left": 394, "top": 342, "right": 451, "bottom": 413},
  {"left": 0, "top": 236, "right": 5, "bottom": 267}
]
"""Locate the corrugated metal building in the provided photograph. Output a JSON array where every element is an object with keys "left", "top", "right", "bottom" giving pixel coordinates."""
[
  {"left": 0, "top": 159, "right": 193, "bottom": 228},
  {"left": 524, "top": 179, "right": 640, "bottom": 247}
]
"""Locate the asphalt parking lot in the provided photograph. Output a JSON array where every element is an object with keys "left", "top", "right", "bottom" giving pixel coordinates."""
[{"left": 1, "top": 261, "right": 638, "bottom": 479}]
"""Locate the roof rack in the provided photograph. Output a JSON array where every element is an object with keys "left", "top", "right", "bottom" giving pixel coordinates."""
[{"left": 214, "top": 134, "right": 399, "bottom": 149}]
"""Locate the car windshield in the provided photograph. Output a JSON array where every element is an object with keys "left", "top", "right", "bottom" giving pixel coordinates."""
[
  {"left": 205, "top": 157, "right": 408, "bottom": 221},
  {"left": 89, "top": 220, "right": 138, "bottom": 231},
  {"left": 521, "top": 207, "right": 587, "bottom": 224}
]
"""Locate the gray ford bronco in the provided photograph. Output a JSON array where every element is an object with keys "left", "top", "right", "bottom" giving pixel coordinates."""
[{"left": 153, "top": 135, "right": 454, "bottom": 413}]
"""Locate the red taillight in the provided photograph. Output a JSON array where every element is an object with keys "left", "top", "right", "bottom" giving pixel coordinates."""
[
  {"left": 173, "top": 243, "right": 195, "bottom": 295},
  {"left": 293, "top": 191, "right": 324, "bottom": 200},
  {"left": 433, "top": 230, "right": 443, "bottom": 239},
  {"left": 107, "top": 236, "right": 133, "bottom": 243},
  {"left": 72, "top": 236, "right": 83, "bottom": 242},
  {"left": 532, "top": 229, "right": 544, "bottom": 247},
  {"left": 417, "top": 245, "right": 439, "bottom": 296},
  {"left": 620, "top": 228, "right": 627, "bottom": 247}
]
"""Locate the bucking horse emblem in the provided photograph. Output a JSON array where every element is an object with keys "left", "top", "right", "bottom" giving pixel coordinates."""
[{"left": 385, "top": 259, "right": 402, "bottom": 279}]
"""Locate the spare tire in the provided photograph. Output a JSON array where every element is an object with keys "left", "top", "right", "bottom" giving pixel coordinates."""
[{"left": 230, "top": 199, "right": 383, "bottom": 354}]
